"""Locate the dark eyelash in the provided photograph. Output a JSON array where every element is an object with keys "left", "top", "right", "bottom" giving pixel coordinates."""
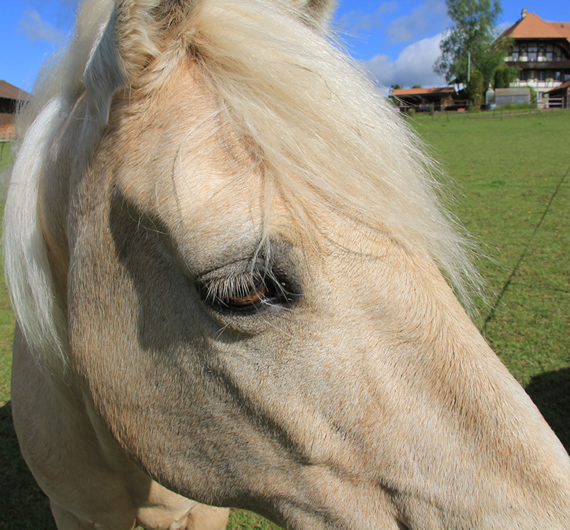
[
  {"left": 202, "top": 272, "right": 264, "bottom": 304},
  {"left": 199, "top": 269, "right": 294, "bottom": 312}
]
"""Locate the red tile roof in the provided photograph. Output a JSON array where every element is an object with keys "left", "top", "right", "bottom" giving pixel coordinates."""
[
  {"left": 502, "top": 12, "right": 570, "bottom": 42},
  {"left": 393, "top": 87, "right": 455, "bottom": 96},
  {"left": 549, "top": 22, "right": 570, "bottom": 41},
  {"left": 0, "top": 80, "right": 32, "bottom": 101}
]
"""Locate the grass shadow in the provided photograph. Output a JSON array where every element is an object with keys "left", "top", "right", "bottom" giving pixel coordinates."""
[
  {"left": 526, "top": 368, "right": 570, "bottom": 452},
  {"left": 0, "top": 402, "right": 55, "bottom": 529}
]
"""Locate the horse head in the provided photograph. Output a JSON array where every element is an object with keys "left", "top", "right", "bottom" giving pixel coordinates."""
[{"left": 5, "top": 0, "right": 570, "bottom": 528}]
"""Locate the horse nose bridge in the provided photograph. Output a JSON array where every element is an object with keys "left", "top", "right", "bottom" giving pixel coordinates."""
[{"left": 312, "top": 240, "right": 413, "bottom": 324}]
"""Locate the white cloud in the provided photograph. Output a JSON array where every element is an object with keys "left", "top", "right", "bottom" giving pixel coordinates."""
[
  {"left": 363, "top": 33, "right": 447, "bottom": 90},
  {"left": 18, "top": 9, "right": 65, "bottom": 44}
]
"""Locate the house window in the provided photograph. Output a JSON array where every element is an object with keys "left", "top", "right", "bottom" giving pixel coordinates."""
[
  {"left": 565, "top": 72, "right": 570, "bottom": 82},
  {"left": 538, "top": 45, "right": 546, "bottom": 61},
  {"left": 538, "top": 70, "right": 547, "bottom": 81},
  {"left": 520, "top": 71, "right": 528, "bottom": 81},
  {"left": 546, "top": 44, "right": 553, "bottom": 61},
  {"left": 554, "top": 71, "right": 561, "bottom": 81},
  {"left": 519, "top": 43, "right": 528, "bottom": 61},
  {"left": 553, "top": 47, "right": 562, "bottom": 61},
  {"left": 512, "top": 50, "right": 519, "bottom": 61},
  {"left": 528, "top": 43, "right": 537, "bottom": 62}
]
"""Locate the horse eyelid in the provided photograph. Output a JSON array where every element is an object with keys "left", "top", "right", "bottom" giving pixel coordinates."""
[{"left": 198, "top": 270, "right": 295, "bottom": 312}]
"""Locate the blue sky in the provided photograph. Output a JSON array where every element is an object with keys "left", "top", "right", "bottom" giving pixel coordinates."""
[{"left": 2, "top": 0, "right": 570, "bottom": 93}]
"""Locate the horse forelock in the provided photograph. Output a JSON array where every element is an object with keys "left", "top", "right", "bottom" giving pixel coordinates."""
[
  {"left": 158, "top": 1, "right": 482, "bottom": 305},
  {"left": 5, "top": 0, "right": 483, "bottom": 367},
  {"left": 157, "top": 0, "right": 482, "bottom": 308}
]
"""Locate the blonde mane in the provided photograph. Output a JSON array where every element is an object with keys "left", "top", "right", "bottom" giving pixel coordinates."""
[{"left": 4, "top": 0, "right": 481, "bottom": 365}]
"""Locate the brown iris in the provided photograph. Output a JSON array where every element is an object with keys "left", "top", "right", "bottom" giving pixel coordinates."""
[{"left": 227, "top": 281, "right": 270, "bottom": 308}]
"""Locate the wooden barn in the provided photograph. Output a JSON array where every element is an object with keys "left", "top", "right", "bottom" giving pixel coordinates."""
[
  {"left": 546, "top": 80, "right": 570, "bottom": 108},
  {"left": 0, "top": 80, "right": 32, "bottom": 141},
  {"left": 392, "top": 87, "right": 458, "bottom": 112}
]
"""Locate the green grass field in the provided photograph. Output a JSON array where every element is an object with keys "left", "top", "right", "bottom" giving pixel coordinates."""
[
  {"left": 0, "top": 110, "right": 568, "bottom": 528},
  {"left": 414, "top": 110, "right": 569, "bottom": 382},
  {"left": 0, "top": 142, "right": 16, "bottom": 408}
]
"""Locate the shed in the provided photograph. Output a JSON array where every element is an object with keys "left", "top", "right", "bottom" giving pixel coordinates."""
[
  {"left": 0, "top": 80, "right": 32, "bottom": 141},
  {"left": 546, "top": 80, "right": 570, "bottom": 108},
  {"left": 392, "top": 87, "right": 457, "bottom": 112},
  {"left": 494, "top": 88, "right": 531, "bottom": 106}
]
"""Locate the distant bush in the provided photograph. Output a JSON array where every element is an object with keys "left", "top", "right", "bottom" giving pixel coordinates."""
[
  {"left": 467, "top": 70, "right": 485, "bottom": 108},
  {"left": 525, "top": 86, "right": 537, "bottom": 106},
  {"left": 493, "top": 66, "right": 519, "bottom": 89}
]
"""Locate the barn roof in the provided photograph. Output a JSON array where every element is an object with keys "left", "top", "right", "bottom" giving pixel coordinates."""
[
  {"left": 392, "top": 87, "right": 455, "bottom": 97},
  {"left": 0, "top": 80, "right": 32, "bottom": 101}
]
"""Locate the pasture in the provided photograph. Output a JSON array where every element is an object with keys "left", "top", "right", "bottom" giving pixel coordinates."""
[{"left": 0, "top": 110, "right": 568, "bottom": 528}]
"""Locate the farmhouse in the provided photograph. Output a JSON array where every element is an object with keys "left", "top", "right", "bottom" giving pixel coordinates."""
[
  {"left": 391, "top": 87, "right": 458, "bottom": 112},
  {"left": 501, "top": 9, "right": 570, "bottom": 108},
  {"left": 0, "top": 80, "right": 32, "bottom": 141}
]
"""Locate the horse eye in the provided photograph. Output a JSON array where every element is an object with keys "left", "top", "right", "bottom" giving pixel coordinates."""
[
  {"left": 198, "top": 271, "right": 289, "bottom": 313},
  {"left": 226, "top": 279, "right": 270, "bottom": 308}
]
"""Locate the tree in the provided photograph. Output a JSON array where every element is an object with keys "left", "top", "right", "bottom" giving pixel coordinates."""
[
  {"left": 388, "top": 85, "right": 403, "bottom": 108},
  {"left": 434, "top": 0, "right": 507, "bottom": 89}
]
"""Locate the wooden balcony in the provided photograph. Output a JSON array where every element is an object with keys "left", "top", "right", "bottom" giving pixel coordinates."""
[{"left": 505, "top": 60, "right": 570, "bottom": 69}]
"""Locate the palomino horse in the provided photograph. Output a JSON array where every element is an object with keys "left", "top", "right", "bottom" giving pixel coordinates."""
[{"left": 4, "top": 0, "right": 570, "bottom": 528}]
